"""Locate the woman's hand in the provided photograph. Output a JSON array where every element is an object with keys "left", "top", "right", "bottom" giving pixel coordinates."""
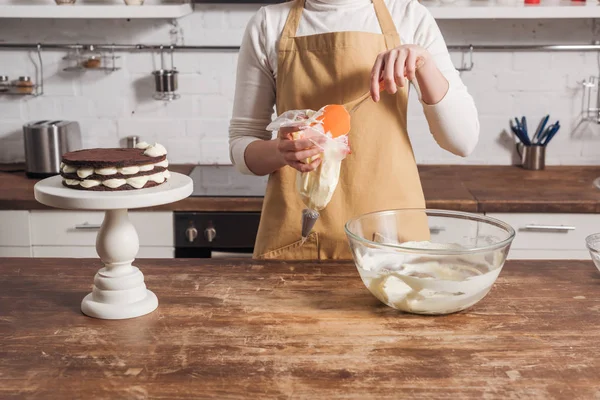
[
  {"left": 276, "top": 126, "right": 322, "bottom": 173},
  {"left": 370, "top": 44, "right": 429, "bottom": 102}
]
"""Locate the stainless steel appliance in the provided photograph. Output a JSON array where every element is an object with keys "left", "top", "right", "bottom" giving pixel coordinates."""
[
  {"left": 23, "top": 120, "right": 82, "bottom": 178},
  {"left": 174, "top": 165, "right": 268, "bottom": 258}
]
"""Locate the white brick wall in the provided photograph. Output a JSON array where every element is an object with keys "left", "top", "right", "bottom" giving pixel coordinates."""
[{"left": 0, "top": 4, "right": 599, "bottom": 165}]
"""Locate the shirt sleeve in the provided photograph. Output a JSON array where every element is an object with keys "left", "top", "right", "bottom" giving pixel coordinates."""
[
  {"left": 408, "top": 1, "right": 480, "bottom": 157},
  {"left": 229, "top": 7, "right": 277, "bottom": 175}
]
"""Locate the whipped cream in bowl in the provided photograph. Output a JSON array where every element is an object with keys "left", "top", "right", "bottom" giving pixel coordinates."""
[{"left": 345, "top": 209, "right": 515, "bottom": 315}]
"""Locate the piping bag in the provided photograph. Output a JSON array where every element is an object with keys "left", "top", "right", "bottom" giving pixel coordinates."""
[
  {"left": 266, "top": 105, "right": 352, "bottom": 244},
  {"left": 265, "top": 82, "right": 391, "bottom": 244}
]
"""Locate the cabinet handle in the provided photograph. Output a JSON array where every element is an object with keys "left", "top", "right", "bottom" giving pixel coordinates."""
[
  {"left": 75, "top": 223, "right": 102, "bottom": 230},
  {"left": 522, "top": 224, "right": 576, "bottom": 232},
  {"left": 430, "top": 226, "right": 446, "bottom": 234}
]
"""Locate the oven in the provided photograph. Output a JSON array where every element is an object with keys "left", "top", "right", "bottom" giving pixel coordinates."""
[
  {"left": 175, "top": 165, "right": 267, "bottom": 258},
  {"left": 174, "top": 212, "right": 260, "bottom": 258}
]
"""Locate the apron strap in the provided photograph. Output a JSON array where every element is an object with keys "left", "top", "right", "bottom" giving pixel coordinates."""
[
  {"left": 372, "top": 0, "right": 400, "bottom": 49},
  {"left": 278, "top": 0, "right": 305, "bottom": 53}
]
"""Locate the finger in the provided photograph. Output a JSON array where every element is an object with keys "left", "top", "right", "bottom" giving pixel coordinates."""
[
  {"left": 285, "top": 147, "right": 322, "bottom": 162},
  {"left": 383, "top": 50, "right": 398, "bottom": 94},
  {"left": 405, "top": 49, "right": 417, "bottom": 82},
  {"left": 291, "top": 157, "right": 322, "bottom": 173},
  {"left": 371, "top": 53, "right": 385, "bottom": 102},
  {"left": 279, "top": 138, "right": 315, "bottom": 152},
  {"left": 394, "top": 48, "right": 408, "bottom": 88},
  {"left": 278, "top": 125, "right": 308, "bottom": 139}
]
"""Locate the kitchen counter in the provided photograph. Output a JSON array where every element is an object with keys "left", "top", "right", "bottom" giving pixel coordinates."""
[
  {"left": 1, "top": 258, "right": 599, "bottom": 398},
  {"left": 0, "top": 164, "right": 599, "bottom": 213}
]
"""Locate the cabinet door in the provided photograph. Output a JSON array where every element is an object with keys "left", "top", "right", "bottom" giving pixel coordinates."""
[
  {"left": 0, "top": 211, "right": 30, "bottom": 246},
  {"left": 486, "top": 213, "right": 599, "bottom": 260},
  {"left": 30, "top": 211, "right": 173, "bottom": 247}
]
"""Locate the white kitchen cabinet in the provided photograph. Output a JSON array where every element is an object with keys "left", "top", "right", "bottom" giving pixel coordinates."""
[
  {"left": 486, "top": 213, "right": 599, "bottom": 260},
  {"left": 0, "top": 247, "right": 32, "bottom": 257},
  {"left": 0, "top": 211, "right": 31, "bottom": 247},
  {"left": 32, "top": 246, "right": 173, "bottom": 259},
  {"left": 28, "top": 210, "right": 174, "bottom": 259},
  {"left": 30, "top": 211, "right": 173, "bottom": 247}
]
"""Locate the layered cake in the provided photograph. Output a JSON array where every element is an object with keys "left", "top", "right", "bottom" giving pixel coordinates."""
[{"left": 60, "top": 142, "right": 170, "bottom": 191}]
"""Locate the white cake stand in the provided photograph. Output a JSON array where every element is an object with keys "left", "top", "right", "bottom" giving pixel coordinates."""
[{"left": 34, "top": 172, "right": 193, "bottom": 320}]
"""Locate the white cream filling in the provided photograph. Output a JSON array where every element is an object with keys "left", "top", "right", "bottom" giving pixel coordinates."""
[
  {"left": 135, "top": 141, "right": 150, "bottom": 149},
  {"left": 139, "top": 164, "right": 154, "bottom": 172},
  {"left": 143, "top": 143, "right": 167, "bottom": 157},
  {"left": 63, "top": 170, "right": 169, "bottom": 189},
  {"left": 61, "top": 159, "right": 168, "bottom": 176},
  {"left": 95, "top": 167, "right": 118, "bottom": 176},
  {"left": 77, "top": 167, "right": 94, "bottom": 179}
]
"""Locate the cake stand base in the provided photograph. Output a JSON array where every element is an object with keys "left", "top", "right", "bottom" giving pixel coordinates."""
[{"left": 82, "top": 290, "right": 158, "bottom": 320}]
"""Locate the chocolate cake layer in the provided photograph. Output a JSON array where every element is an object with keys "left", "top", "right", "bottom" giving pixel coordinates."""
[
  {"left": 61, "top": 180, "right": 162, "bottom": 191},
  {"left": 60, "top": 167, "right": 168, "bottom": 181},
  {"left": 62, "top": 148, "right": 166, "bottom": 168}
]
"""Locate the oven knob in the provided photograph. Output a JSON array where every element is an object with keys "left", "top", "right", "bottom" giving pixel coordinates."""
[
  {"left": 185, "top": 226, "right": 198, "bottom": 243},
  {"left": 205, "top": 227, "right": 216, "bottom": 243}
]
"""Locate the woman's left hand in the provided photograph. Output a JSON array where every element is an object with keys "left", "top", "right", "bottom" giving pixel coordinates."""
[{"left": 370, "top": 44, "right": 429, "bottom": 102}]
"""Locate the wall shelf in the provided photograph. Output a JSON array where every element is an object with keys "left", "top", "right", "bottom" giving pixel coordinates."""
[
  {"left": 423, "top": 0, "right": 600, "bottom": 19},
  {"left": 0, "top": 3, "right": 193, "bottom": 19}
]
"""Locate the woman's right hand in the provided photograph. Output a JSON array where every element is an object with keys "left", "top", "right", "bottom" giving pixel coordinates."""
[{"left": 276, "top": 126, "right": 323, "bottom": 173}]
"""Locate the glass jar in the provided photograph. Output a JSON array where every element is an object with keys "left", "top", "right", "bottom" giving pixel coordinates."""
[
  {"left": 15, "top": 76, "right": 34, "bottom": 95},
  {"left": 0, "top": 76, "right": 9, "bottom": 93},
  {"left": 81, "top": 45, "right": 102, "bottom": 69}
]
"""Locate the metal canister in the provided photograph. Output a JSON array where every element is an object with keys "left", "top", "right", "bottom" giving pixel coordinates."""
[
  {"left": 0, "top": 76, "right": 9, "bottom": 93},
  {"left": 126, "top": 135, "right": 139, "bottom": 148}
]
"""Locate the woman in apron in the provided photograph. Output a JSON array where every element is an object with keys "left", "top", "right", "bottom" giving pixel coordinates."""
[{"left": 229, "top": 0, "right": 479, "bottom": 260}]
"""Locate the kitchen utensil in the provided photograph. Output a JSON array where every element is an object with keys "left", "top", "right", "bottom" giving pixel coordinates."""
[
  {"left": 539, "top": 122, "right": 560, "bottom": 146},
  {"left": 153, "top": 46, "right": 179, "bottom": 101},
  {"left": 533, "top": 114, "right": 549, "bottom": 144},
  {"left": 23, "top": 120, "right": 82, "bottom": 178},
  {"left": 511, "top": 117, "right": 531, "bottom": 145},
  {"left": 585, "top": 233, "right": 600, "bottom": 272},
  {"left": 345, "top": 209, "right": 515, "bottom": 315},
  {"left": 517, "top": 143, "right": 545, "bottom": 170}
]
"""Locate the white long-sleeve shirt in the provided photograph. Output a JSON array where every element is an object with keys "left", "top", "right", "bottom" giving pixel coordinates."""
[{"left": 229, "top": 0, "right": 480, "bottom": 175}]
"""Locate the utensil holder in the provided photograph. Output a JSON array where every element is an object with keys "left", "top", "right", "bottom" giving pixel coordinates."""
[{"left": 516, "top": 143, "right": 545, "bottom": 170}]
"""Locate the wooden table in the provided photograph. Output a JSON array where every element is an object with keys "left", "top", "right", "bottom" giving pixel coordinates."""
[{"left": 1, "top": 258, "right": 599, "bottom": 399}]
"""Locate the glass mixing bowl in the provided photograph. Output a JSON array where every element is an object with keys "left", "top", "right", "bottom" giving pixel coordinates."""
[
  {"left": 585, "top": 233, "right": 600, "bottom": 272},
  {"left": 345, "top": 209, "right": 516, "bottom": 315}
]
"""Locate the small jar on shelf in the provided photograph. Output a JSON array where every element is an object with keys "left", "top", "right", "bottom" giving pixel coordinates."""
[
  {"left": 81, "top": 45, "right": 102, "bottom": 69},
  {"left": 15, "top": 76, "right": 35, "bottom": 95}
]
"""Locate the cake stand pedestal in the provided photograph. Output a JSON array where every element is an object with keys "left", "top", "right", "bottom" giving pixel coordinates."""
[{"left": 34, "top": 172, "right": 193, "bottom": 320}]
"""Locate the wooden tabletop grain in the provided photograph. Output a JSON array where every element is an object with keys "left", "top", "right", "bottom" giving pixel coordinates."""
[
  {"left": 1, "top": 164, "right": 598, "bottom": 213},
  {"left": 1, "top": 258, "right": 599, "bottom": 399}
]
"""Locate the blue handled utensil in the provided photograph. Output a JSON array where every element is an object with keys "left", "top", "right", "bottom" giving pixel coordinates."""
[
  {"left": 521, "top": 116, "right": 529, "bottom": 141},
  {"left": 541, "top": 122, "right": 560, "bottom": 146},
  {"left": 533, "top": 115, "right": 550, "bottom": 144},
  {"left": 510, "top": 119, "right": 528, "bottom": 145}
]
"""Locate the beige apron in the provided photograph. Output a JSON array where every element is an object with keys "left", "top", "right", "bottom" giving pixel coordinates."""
[{"left": 254, "top": 0, "right": 429, "bottom": 260}]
